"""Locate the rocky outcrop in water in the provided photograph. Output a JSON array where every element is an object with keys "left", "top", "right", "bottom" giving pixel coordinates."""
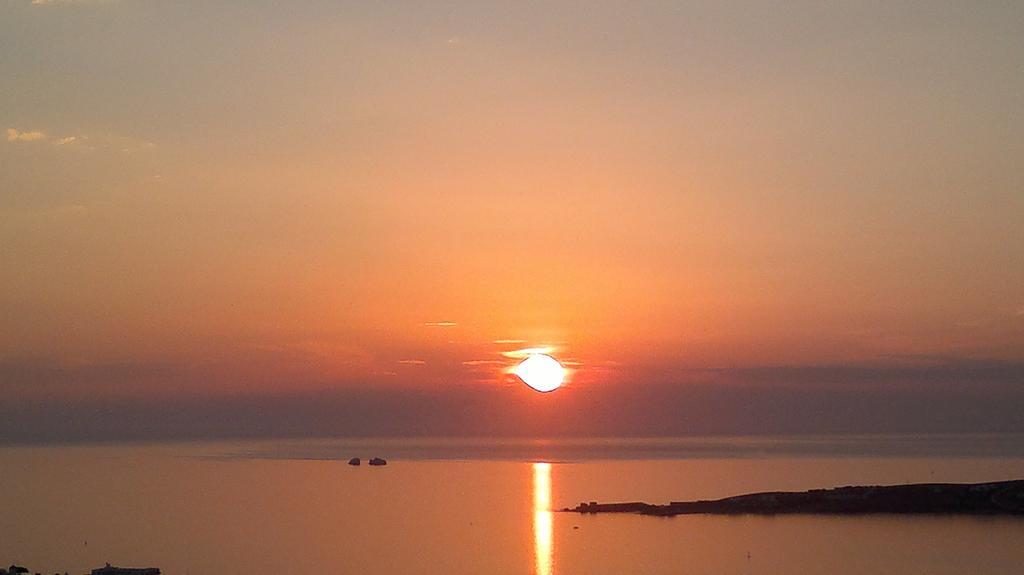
[{"left": 91, "top": 564, "right": 160, "bottom": 575}]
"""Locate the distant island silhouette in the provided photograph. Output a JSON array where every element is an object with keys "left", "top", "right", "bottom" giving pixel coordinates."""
[
  {"left": 565, "top": 480, "right": 1024, "bottom": 516},
  {"left": 1, "top": 564, "right": 159, "bottom": 575}
]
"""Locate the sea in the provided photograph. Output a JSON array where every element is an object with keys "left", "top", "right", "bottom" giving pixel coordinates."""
[{"left": 3, "top": 435, "right": 1024, "bottom": 575}]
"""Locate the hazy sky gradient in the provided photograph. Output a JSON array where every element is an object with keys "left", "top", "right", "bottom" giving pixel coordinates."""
[{"left": 2, "top": 1, "right": 1022, "bottom": 440}]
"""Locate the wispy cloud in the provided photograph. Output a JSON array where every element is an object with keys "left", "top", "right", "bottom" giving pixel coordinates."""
[
  {"left": 397, "top": 359, "right": 426, "bottom": 365},
  {"left": 501, "top": 347, "right": 556, "bottom": 359},
  {"left": 461, "top": 359, "right": 505, "bottom": 366},
  {"left": 492, "top": 339, "right": 526, "bottom": 344},
  {"left": 424, "top": 321, "right": 457, "bottom": 327},
  {"left": 51, "top": 203, "right": 89, "bottom": 218},
  {"left": 6, "top": 128, "right": 47, "bottom": 142},
  {"left": 5, "top": 127, "right": 154, "bottom": 152}
]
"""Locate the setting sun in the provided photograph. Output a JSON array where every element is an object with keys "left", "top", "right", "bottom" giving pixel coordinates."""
[{"left": 514, "top": 354, "right": 565, "bottom": 393}]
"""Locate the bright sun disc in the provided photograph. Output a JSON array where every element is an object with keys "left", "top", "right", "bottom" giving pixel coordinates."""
[{"left": 515, "top": 354, "right": 565, "bottom": 393}]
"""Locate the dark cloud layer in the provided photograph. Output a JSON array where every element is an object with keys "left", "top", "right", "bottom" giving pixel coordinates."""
[{"left": 1, "top": 358, "right": 1022, "bottom": 445}]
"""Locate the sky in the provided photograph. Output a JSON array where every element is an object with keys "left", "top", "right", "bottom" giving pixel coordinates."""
[{"left": 1, "top": 0, "right": 1023, "bottom": 441}]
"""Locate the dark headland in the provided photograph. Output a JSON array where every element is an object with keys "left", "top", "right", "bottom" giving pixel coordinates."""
[
  {"left": 564, "top": 480, "right": 1024, "bottom": 516},
  {"left": 1, "top": 564, "right": 158, "bottom": 575}
]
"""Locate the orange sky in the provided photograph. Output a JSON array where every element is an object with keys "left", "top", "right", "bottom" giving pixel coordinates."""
[{"left": 1, "top": 1, "right": 1023, "bottom": 410}]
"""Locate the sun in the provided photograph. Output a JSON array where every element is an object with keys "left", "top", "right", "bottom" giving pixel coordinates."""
[{"left": 514, "top": 354, "right": 565, "bottom": 393}]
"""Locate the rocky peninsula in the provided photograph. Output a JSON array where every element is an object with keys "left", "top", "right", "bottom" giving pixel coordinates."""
[
  {"left": 565, "top": 479, "right": 1024, "bottom": 516},
  {"left": 1, "top": 565, "right": 158, "bottom": 575}
]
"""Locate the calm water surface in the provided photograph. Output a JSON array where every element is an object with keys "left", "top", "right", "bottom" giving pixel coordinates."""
[{"left": 3, "top": 437, "right": 1024, "bottom": 574}]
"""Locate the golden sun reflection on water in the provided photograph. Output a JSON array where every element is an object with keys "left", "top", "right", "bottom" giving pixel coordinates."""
[{"left": 533, "top": 462, "right": 553, "bottom": 575}]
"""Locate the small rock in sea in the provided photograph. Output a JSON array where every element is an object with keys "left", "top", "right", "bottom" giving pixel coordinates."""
[
  {"left": 368, "top": 457, "right": 387, "bottom": 466},
  {"left": 90, "top": 563, "right": 160, "bottom": 575},
  {"left": 348, "top": 457, "right": 361, "bottom": 466}
]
